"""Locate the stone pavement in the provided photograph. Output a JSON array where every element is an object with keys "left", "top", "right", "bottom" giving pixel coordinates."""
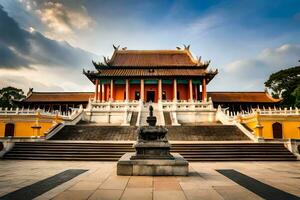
[{"left": 0, "top": 160, "right": 299, "bottom": 200}]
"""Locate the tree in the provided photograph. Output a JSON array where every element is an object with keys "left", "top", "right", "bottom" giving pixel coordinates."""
[
  {"left": 291, "top": 85, "right": 300, "bottom": 107},
  {"left": 264, "top": 66, "right": 300, "bottom": 107},
  {"left": 0, "top": 87, "right": 26, "bottom": 108}
]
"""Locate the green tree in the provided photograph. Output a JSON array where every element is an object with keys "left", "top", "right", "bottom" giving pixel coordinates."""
[
  {"left": 0, "top": 87, "right": 26, "bottom": 108},
  {"left": 291, "top": 85, "right": 300, "bottom": 107},
  {"left": 264, "top": 66, "right": 300, "bottom": 107}
]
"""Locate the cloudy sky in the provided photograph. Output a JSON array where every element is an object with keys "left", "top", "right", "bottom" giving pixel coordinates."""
[{"left": 0, "top": 0, "right": 299, "bottom": 93}]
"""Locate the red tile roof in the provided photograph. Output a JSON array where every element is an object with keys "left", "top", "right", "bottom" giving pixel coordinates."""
[
  {"left": 24, "top": 92, "right": 94, "bottom": 102},
  {"left": 23, "top": 91, "right": 280, "bottom": 104},
  {"left": 98, "top": 68, "right": 208, "bottom": 77},
  {"left": 109, "top": 50, "right": 200, "bottom": 67},
  {"left": 207, "top": 92, "right": 281, "bottom": 103}
]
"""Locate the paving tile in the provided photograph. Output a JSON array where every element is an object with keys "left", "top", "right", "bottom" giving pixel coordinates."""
[
  {"left": 88, "top": 189, "right": 123, "bottom": 200},
  {"left": 154, "top": 191, "right": 187, "bottom": 200},
  {"left": 154, "top": 181, "right": 181, "bottom": 191},
  {"left": 183, "top": 189, "right": 223, "bottom": 200},
  {"left": 154, "top": 176, "right": 178, "bottom": 182},
  {"left": 52, "top": 190, "right": 94, "bottom": 200},
  {"left": 120, "top": 188, "right": 152, "bottom": 200},
  {"left": 100, "top": 176, "right": 130, "bottom": 190},
  {"left": 69, "top": 181, "right": 101, "bottom": 191},
  {"left": 127, "top": 176, "right": 153, "bottom": 188},
  {"left": 213, "top": 185, "right": 264, "bottom": 200}
]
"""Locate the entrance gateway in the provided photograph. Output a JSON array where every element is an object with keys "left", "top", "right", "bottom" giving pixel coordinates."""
[{"left": 146, "top": 91, "right": 155, "bottom": 102}]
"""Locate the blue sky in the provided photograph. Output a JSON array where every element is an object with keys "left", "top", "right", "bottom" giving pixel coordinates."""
[{"left": 0, "top": 0, "right": 299, "bottom": 92}]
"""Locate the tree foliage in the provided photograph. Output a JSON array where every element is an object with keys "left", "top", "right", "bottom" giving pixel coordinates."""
[
  {"left": 265, "top": 66, "right": 300, "bottom": 107},
  {"left": 0, "top": 87, "right": 26, "bottom": 108}
]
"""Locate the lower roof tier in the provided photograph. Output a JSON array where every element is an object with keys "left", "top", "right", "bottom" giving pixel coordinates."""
[
  {"left": 83, "top": 69, "right": 217, "bottom": 84},
  {"left": 22, "top": 91, "right": 280, "bottom": 103}
]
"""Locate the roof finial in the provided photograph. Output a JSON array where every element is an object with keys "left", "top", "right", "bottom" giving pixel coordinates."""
[
  {"left": 183, "top": 44, "right": 190, "bottom": 50},
  {"left": 103, "top": 56, "right": 111, "bottom": 65},
  {"left": 113, "top": 44, "right": 120, "bottom": 50}
]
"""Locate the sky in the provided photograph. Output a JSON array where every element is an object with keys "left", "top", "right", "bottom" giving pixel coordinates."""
[{"left": 0, "top": 0, "right": 299, "bottom": 93}]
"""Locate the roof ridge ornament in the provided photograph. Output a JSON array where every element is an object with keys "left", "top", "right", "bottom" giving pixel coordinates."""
[
  {"left": 183, "top": 44, "right": 190, "bottom": 50},
  {"left": 113, "top": 44, "right": 120, "bottom": 51}
]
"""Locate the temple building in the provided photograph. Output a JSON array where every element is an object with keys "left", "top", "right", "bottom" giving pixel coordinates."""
[
  {"left": 83, "top": 47, "right": 217, "bottom": 103},
  {"left": 19, "top": 46, "right": 280, "bottom": 115}
]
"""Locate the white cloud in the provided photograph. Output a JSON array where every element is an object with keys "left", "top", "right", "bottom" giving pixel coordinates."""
[
  {"left": 19, "top": 0, "right": 94, "bottom": 42},
  {"left": 210, "top": 44, "right": 300, "bottom": 91}
]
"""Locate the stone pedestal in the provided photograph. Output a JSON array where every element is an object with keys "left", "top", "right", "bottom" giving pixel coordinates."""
[
  {"left": 117, "top": 153, "right": 188, "bottom": 176},
  {"left": 117, "top": 105, "right": 189, "bottom": 176}
]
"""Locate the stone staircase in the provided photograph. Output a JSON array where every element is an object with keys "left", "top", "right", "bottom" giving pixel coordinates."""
[
  {"left": 49, "top": 124, "right": 251, "bottom": 141},
  {"left": 2, "top": 142, "right": 297, "bottom": 161},
  {"left": 130, "top": 112, "right": 138, "bottom": 126},
  {"left": 163, "top": 112, "right": 172, "bottom": 125},
  {"left": 139, "top": 103, "right": 164, "bottom": 126}
]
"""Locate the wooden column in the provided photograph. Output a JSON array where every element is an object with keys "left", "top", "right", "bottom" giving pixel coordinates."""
[
  {"left": 194, "top": 84, "right": 198, "bottom": 101},
  {"left": 189, "top": 79, "right": 193, "bottom": 101},
  {"left": 98, "top": 83, "right": 102, "bottom": 101},
  {"left": 202, "top": 78, "right": 207, "bottom": 101},
  {"left": 125, "top": 79, "right": 129, "bottom": 101},
  {"left": 140, "top": 79, "right": 144, "bottom": 101},
  {"left": 95, "top": 79, "right": 99, "bottom": 102},
  {"left": 101, "top": 84, "right": 105, "bottom": 102},
  {"left": 106, "top": 84, "right": 109, "bottom": 101},
  {"left": 173, "top": 79, "right": 177, "bottom": 101},
  {"left": 158, "top": 79, "right": 162, "bottom": 101},
  {"left": 110, "top": 80, "right": 114, "bottom": 101}
]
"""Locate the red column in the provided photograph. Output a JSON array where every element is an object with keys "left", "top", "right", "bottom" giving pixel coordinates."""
[
  {"left": 202, "top": 78, "right": 207, "bottom": 101},
  {"left": 194, "top": 84, "right": 198, "bottom": 101},
  {"left": 98, "top": 82, "right": 102, "bottom": 101},
  {"left": 106, "top": 84, "right": 110, "bottom": 101},
  {"left": 95, "top": 79, "right": 99, "bottom": 101},
  {"left": 101, "top": 84, "right": 105, "bottom": 102},
  {"left": 189, "top": 79, "right": 193, "bottom": 101}
]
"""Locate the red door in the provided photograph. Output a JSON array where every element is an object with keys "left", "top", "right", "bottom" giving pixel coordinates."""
[
  {"left": 272, "top": 122, "right": 282, "bottom": 139},
  {"left": 5, "top": 123, "right": 15, "bottom": 137}
]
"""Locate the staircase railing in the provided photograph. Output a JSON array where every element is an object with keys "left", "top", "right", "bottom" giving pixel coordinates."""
[
  {"left": 45, "top": 105, "right": 84, "bottom": 139},
  {"left": 216, "top": 106, "right": 257, "bottom": 141}
]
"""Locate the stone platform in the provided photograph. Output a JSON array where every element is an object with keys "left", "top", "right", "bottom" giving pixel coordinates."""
[{"left": 117, "top": 153, "right": 189, "bottom": 176}]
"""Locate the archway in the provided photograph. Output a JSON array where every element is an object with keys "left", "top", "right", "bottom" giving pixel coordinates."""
[
  {"left": 5, "top": 123, "right": 15, "bottom": 137},
  {"left": 272, "top": 122, "right": 282, "bottom": 139}
]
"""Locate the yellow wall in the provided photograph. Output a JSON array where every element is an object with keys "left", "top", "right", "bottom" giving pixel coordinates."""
[
  {"left": 0, "top": 115, "right": 62, "bottom": 138},
  {"left": 241, "top": 114, "right": 300, "bottom": 139}
]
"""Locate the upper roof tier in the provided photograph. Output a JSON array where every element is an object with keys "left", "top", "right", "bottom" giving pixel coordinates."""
[
  {"left": 109, "top": 50, "right": 199, "bottom": 67},
  {"left": 93, "top": 47, "right": 210, "bottom": 68},
  {"left": 85, "top": 46, "right": 217, "bottom": 82}
]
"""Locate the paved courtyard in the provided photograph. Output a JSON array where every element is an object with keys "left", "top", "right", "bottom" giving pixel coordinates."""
[{"left": 0, "top": 160, "right": 299, "bottom": 200}]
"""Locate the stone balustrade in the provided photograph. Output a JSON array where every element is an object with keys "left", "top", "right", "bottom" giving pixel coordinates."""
[
  {"left": 0, "top": 105, "right": 83, "bottom": 121},
  {"left": 160, "top": 97, "right": 214, "bottom": 111}
]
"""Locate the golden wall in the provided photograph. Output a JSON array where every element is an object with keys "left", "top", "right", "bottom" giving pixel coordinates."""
[
  {"left": 0, "top": 114, "right": 62, "bottom": 138},
  {"left": 240, "top": 114, "right": 300, "bottom": 139}
]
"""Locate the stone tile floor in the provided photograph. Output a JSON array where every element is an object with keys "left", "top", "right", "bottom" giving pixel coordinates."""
[{"left": 0, "top": 160, "right": 299, "bottom": 200}]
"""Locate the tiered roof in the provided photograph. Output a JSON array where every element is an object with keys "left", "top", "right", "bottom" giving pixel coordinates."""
[
  {"left": 207, "top": 92, "right": 281, "bottom": 103},
  {"left": 22, "top": 91, "right": 280, "bottom": 104},
  {"left": 23, "top": 92, "right": 94, "bottom": 103},
  {"left": 84, "top": 46, "right": 217, "bottom": 83}
]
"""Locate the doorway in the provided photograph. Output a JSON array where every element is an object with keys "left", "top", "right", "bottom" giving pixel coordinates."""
[
  {"left": 272, "top": 122, "right": 283, "bottom": 139},
  {"left": 146, "top": 91, "right": 155, "bottom": 102},
  {"left": 5, "top": 123, "right": 15, "bottom": 137}
]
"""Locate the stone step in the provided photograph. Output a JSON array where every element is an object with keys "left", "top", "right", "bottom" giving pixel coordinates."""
[
  {"left": 3, "top": 142, "right": 297, "bottom": 161},
  {"left": 50, "top": 125, "right": 251, "bottom": 141}
]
